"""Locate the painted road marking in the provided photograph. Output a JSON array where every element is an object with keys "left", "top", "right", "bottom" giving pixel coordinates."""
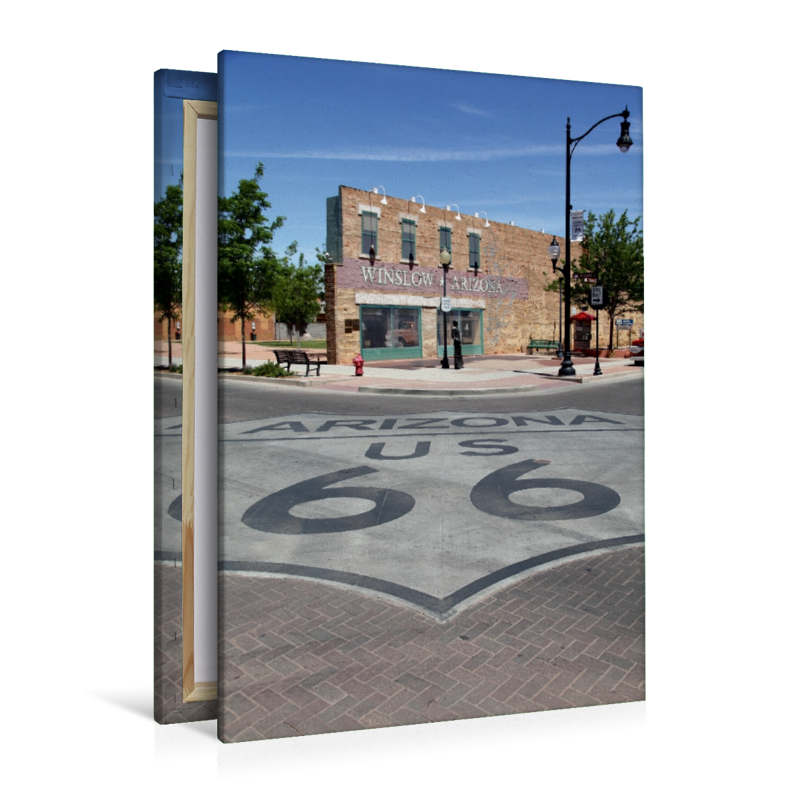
[{"left": 213, "top": 410, "right": 643, "bottom": 618}]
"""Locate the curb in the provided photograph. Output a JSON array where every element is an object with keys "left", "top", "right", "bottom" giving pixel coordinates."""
[
  {"left": 534, "top": 368, "right": 645, "bottom": 385},
  {"left": 356, "top": 384, "right": 546, "bottom": 396},
  {"left": 220, "top": 373, "right": 359, "bottom": 387}
]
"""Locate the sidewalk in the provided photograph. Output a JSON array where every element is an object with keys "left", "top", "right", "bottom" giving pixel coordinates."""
[
  {"left": 222, "top": 352, "right": 643, "bottom": 396},
  {"left": 156, "top": 341, "right": 643, "bottom": 395}
]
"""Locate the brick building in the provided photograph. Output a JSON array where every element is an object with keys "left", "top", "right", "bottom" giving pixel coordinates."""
[
  {"left": 324, "top": 186, "right": 640, "bottom": 365},
  {"left": 155, "top": 311, "right": 277, "bottom": 343}
]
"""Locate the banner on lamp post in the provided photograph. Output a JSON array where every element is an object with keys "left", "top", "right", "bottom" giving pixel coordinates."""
[{"left": 570, "top": 210, "right": 585, "bottom": 242}]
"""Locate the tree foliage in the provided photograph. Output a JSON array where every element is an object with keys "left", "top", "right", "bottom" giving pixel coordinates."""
[
  {"left": 546, "top": 209, "right": 643, "bottom": 351},
  {"left": 272, "top": 244, "right": 325, "bottom": 346},
  {"left": 154, "top": 178, "right": 183, "bottom": 367},
  {"left": 217, "top": 163, "right": 285, "bottom": 369}
]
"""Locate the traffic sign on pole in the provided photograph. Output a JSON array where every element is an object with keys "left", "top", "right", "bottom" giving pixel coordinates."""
[{"left": 589, "top": 285, "right": 608, "bottom": 309}]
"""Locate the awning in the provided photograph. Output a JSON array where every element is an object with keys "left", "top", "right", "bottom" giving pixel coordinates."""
[{"left": 570, "top": 311, "right": 596, "bottom": 321}]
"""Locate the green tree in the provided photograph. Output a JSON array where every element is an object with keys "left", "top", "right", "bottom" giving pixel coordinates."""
[
  {"left": 546, "top": 210, "right": 643, "bottom": 352},
  {"left": 154, "top": 179, "right": 183, "bottom": 368},
  {"left": 272, "top": 243, "right": 325, "bottom": 347},
  {"left": 218, "top": 163, "right": 285, "bottom": 369}
]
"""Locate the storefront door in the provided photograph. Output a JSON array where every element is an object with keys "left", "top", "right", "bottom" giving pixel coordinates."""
[{"left": 437, "top": 308, "right": 483, "bottom": 357}]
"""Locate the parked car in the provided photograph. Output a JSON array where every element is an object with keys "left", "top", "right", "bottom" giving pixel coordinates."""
[
  {"left": 392, "top": 320, "right": 419, "bottom": 347},
  {"left": 630, "top": 337, "right": 644, "bottom": 355}
]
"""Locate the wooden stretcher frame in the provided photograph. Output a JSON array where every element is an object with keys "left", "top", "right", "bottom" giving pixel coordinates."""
[{"left": 182, "top": 98, "right": 218, "bottom": 702}]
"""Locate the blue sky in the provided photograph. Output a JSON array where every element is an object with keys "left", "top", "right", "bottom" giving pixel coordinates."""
[{"left": 217, "top": 50, "right": 642, "bottom": 264}]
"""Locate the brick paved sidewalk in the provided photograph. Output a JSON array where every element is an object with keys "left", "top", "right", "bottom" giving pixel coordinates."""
[
  {"left": 154, "top": 562, "right": 218, "bottom": 724},
  {"left": 218, "top": 546, "right": 644, "bottom": 743}
]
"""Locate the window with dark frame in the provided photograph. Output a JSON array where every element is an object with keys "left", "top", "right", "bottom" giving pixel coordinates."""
[
  {"left": 401, "top": 219, "right": 416, "bottom": 261},
  {"left": 468, "top": 233, "right": 480, "bottom": 270},
  {"left": 439, "top": 227, "right": 451, "bottom": 256},
  {"left": 361, "top": 211, "right": 378, "bottom": 256}
]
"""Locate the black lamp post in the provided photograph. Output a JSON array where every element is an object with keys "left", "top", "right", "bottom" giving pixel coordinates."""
[
  {"left": 440, "top": 247, "right": 451, "bottom": 369},
  {"left": 548, "top": 236, "right": 563, "bottom": 358},
  {"left": 593, "top": 310, "right": 602, "bottom": 375},
  {"left": 559, "top": 107, "right": 633, "bottom": 377}
]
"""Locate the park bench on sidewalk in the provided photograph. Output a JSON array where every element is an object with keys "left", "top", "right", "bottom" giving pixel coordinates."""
[
  {"left": 527, "top": 339, "right": 560, "bottom": 354},
  {"left": 273, "top": 349, "right": 328, "bottom": 377}
]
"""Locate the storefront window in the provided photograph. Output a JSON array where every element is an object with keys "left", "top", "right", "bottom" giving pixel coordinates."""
[
  {"left": 361, "top": 306, "right": 421, "bottom": 353},
  {"left": 438, "top": 308, "right": 483, "bottom": 353}
]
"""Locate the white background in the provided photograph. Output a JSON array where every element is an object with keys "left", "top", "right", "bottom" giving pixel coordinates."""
[{"left": 3, "top": 2, "right": 796, "bottom": 797}]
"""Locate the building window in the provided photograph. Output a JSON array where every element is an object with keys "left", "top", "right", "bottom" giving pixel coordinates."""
[
  {"left": 468, "top": 233, "right": 480, "bottom": 270},
  {"left": 437, "top": 308, "right": 483, "bottom": 353},
  {"left": 362, "top": 211, "right": 378, "bottom": 257},
  {"left": 361, "top": 306, "right": 421, "bottom": 352},
  {"left": 401, "top": 219, "right": 416, "bottom": 262},
  {"left": 439, "top": 226, "right": 452, "bottom": 256}
]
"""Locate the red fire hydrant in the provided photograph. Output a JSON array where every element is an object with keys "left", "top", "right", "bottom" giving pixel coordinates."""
[{"left": 353, "top": 354, "right": 364, "bottom": 376}]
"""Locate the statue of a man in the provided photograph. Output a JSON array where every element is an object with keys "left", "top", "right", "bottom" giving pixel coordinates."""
[{"left": 452, "top": 320, "right": 464, "bottom": 369}]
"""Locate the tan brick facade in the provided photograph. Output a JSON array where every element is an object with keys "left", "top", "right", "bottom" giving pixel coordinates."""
[
  {"left": 154, "top": 311, "right": 276, "bottom": 342},
  {"left": 325, "top": 186, "right": 642, "bottom": 364},
  {"left": 216, "top": 311, "right": 276, "bottom": 343}
]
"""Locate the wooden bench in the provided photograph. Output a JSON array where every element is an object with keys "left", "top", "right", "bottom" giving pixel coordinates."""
[
  {"left": 273, "top": 349, "right": 328, "bottom": 376},
  {"left": 527, "top": 339, "right": 560, "bottom": 354}
]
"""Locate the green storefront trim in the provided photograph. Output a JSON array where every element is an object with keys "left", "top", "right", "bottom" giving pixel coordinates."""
[
  {"left": 359, "top": 305, "right": 423, "bottom": 361},
  {"left": 437, "top": 308, "right": 484, "bottom": 357}
]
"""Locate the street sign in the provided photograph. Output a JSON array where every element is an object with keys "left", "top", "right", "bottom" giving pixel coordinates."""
[
  {"left": 574, "top": 272, "right": 596, "bottom": 284},
  {"left": 615, "top": 318, "right": 634, "bottom": 328},
  {"left": 441, "top": 297, "right": 452, "bottom": 312},
  {"left": 589, "top": 285, "right": 608, "bottom": 309},
  {"left": 570, "top": 210, "right": 585, "bottom": 242}
]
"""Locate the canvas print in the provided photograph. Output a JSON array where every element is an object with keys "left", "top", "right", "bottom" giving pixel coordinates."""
[
  {"left": 154, "top": 67, "right": 218, "bottom": 723},
  {"left": 216, "top": 51, "right": 643, "bottom": 743}
]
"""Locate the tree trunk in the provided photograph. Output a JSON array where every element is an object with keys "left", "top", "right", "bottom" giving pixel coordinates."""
[
  {"left": 241, "top": 317, "right": 246, "bottom": 371},
  {"left": 607, "top": 310, "right": 615, "bottom": 353},
  {"left": 167, "top": 317, "right": 173, "bottom": 368}
]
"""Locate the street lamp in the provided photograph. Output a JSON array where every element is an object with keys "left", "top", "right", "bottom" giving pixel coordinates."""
[
  {"left": 559, "top": 107, "right": 633, "bottom": 377},
  {"left": 548, "top": 236, "right": 564, "bottom": 358},
  {"left": 440, "top": 246, "right": 451, "bottom": 369}
]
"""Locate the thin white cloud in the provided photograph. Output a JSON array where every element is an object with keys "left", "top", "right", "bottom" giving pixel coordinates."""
[
  {"left": 225, "top": 144, "right": 561, "bottom": 162},
  {"left": 224, "top": 141, "right": 635, "bottom": 163},
  {"left": 451, "top": 102, "right": 493, "bottom": 117}
]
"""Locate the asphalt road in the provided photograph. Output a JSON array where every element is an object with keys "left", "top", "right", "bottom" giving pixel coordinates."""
[
  {"left": 155, "top": 369, "right": 644, "bottom": 422},
  {"left": 214, "top": 372, "right": 644, "bottom": 422},
  {"left": 154, "top": 373, "right": 183, "bottom": 420},
  {"left": 155, "top": 373, "right": 643, "bottom": 618}
]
